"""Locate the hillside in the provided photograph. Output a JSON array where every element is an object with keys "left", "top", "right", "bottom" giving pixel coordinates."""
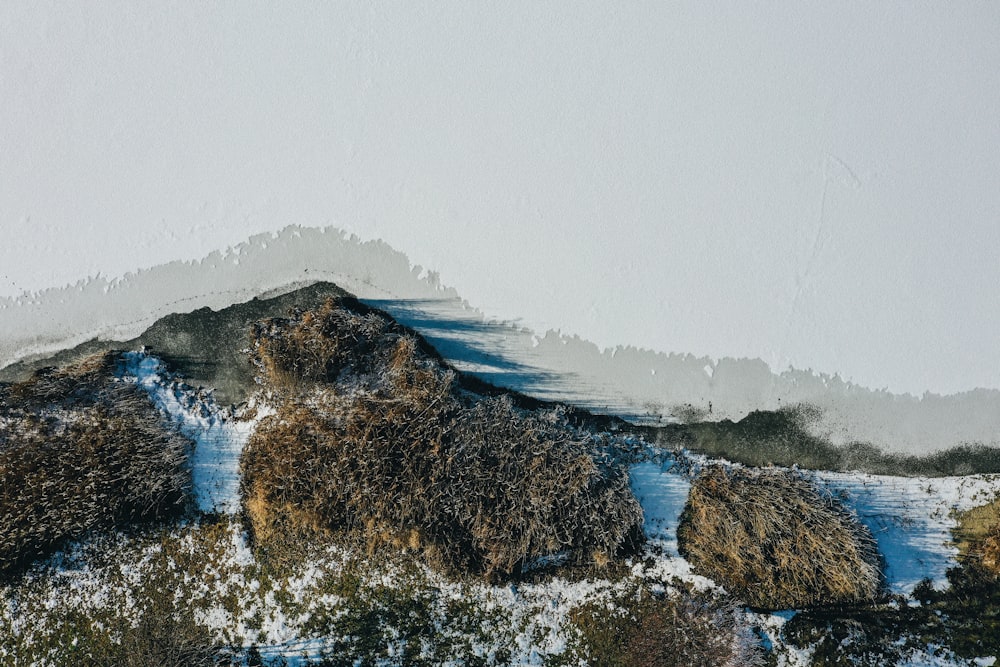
[{"left": 2, "top": 288, "right": 1000, "bottom": 665}]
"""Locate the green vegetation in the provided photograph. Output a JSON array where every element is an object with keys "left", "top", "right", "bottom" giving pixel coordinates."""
[
  {"left": 1, "top": 518, "right": 700, "bottom": 666},
  {"left": 0, "top": 521, "right": 243, "bottom": 666},
  {"left": 662, "top": 408, "right": 844, "bottom": 471},
  {"left": 782, "top": 565, "right": 1000, "bottom": 665},
  {"left": 773, "top": 498, "right": 1000, "bottom": 665},
  {"left": 557, "top": 582, "right": 762, "bottom": 667},
  {"left": 299, "top": 560, "right": 512, "bottom": 666}
]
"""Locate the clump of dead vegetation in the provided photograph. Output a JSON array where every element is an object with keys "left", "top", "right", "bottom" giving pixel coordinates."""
[
  {"left": 566, "top": 582, "right": 762, "bottom": 667},
  {"left": 241, "top": 297, "right": 643, "bottom": 580},
  {"left": 954, "top": 498, "right": 1000, "bottom": 576},
  {"left": 0, "top": 352, "right": 191, "bottom": 578},
  {"left": 982, "top": 527, "right": 1000, "bottom": 574},
  {"left": 676, "top": 465, "right": 882, "bottom": 610}
]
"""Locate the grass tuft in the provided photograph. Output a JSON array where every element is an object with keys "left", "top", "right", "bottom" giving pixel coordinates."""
[
  {"left": 0, "top": 352, "right": 192, "bottom": 579},
  {"left": 241, "top": 297, "right": 643, "bottom": 581},
  {"left": 676, "top": 465, "right": 883, "bottom": 610},
  {"left": 560, "top": 582, "right": 763, "bottom": 667},
  {"left": 954, "top": 497, "right": 1000, "bottom": 575}
]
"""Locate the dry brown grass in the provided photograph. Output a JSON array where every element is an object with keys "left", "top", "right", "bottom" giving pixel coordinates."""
[
  {"left": 954, "top": 498, "right": 1000, "bottom": 575},
  {"left": 984, "top": 528, "right": 1000, "bottom": 573},
  {"left": 676, "top": 465, "right": 882, "bottom": 610},
  {"left": 568, "top": 584, "right": 762, "bottom": 667},
  {"left": 0, "top": 352, "right": 191, "bottom": 578},
  {"left": 249, "top": 297, "right": 403, "bottom": 392},
  {"left": 241, "top": 298, "right": 643, "bottom": 580}
]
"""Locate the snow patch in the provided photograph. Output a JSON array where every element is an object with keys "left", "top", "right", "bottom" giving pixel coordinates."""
[
  {"left": 629, "top": 460, "right": 690, "bottom": 559},
  {"left": 119, "top": 352, "right": 267, "bottom": 515},
  {"left": 815, "top": 471, "right": 1000, "bottom": 594}
]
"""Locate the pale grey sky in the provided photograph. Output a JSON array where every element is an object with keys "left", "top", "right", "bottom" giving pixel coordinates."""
[{"left": 2, "top": 2, "right": 998, "bottom": 395}]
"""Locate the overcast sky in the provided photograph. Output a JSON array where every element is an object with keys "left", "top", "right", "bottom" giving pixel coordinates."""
[{"left": 2, "top": 2, "right": 998, "bottom": 395}]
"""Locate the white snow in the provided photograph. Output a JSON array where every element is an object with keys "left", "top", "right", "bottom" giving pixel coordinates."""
[
  {"left": 119, "top": 351, "right": 264, "bottom": 515},
  {"left": 4, "top": 3, "right": 1000, "bottom": 402},
  {"left": 814, "top": 471, "right": 1000, "bottom": 594},
  {"left": 629, "top": 460, "right": 690, "bottom": 559}
]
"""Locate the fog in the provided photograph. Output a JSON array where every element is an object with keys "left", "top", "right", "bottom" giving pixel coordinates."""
[
  {"left": 2, "top": 228, "right": 997, "bottom": 455},
  {"left": 2, "top": 4, "right": 998, "bottom": 448}
]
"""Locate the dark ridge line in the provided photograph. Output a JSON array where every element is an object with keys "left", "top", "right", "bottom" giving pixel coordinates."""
[{"left": 3, "top": 280, "right": 998, "bottom": 477}]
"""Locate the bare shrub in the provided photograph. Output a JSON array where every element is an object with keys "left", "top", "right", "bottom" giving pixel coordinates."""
[
  {"left": 569, "top": 585, "right": 762, "bottom": 667},
  {"left": 676, "top": 465, "right": 882, "bottom": 610},
  {"left": 0, "top": 353, "right": 191, "bottom": 578},
  {"left": 241, "top": 298, "right": 643, "bottom": 580},
  {"left": 982, "top": 526, "right": 1000, "bottom": 574},
  {"left": 954, "top": 498, "right": 1000, "bottom": 576}
]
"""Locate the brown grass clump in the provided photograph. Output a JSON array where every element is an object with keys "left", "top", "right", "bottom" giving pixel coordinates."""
[
  {"left": 982, "top": 527, "right": 1000, "bottom": 574},
  {"left": 568, "top": 584, "right": 762, "bottom": 667},
  {"left": 241, "top": 297, "right": 643, "bottom": 580},
  {"left": 249, "top": 297, "right": 402, "bottom": 390},
  {"left": 0, "top": 353, "right": 191, "bottom": 578},
  {"left": 676, "top": 465, "right": 882, "bottom": 610},
  {"left": 954, "top": 498, "right": 1000, "bottom": 576}
]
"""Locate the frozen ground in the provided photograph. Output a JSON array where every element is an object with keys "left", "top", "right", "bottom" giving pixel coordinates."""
[
  {"left": 120, "top": 355, "right": 1000, "bottom": 604},
  {"left": 815, "top": 471, "right": 1000, "bottom": 595},
  {"left": 118, "top": 355, "right": 1000, "bottom": 602},
  {"left": 0, "top": 519, "right": 751, "bottom": 666},
  {"left": 628, "top": 461, "right": 691, "bottom": 559},
  {"left": 3, "top": 355, "right": 999, "bottom": 665},
  {"left": 119, "top": 351, "right": 264, "bottom": 515}
]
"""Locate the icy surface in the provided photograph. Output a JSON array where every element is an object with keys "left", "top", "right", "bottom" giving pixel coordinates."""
[
  {"left": 815, "top": 471, "right": 1000, "bottom": 595},
  {"left": 4, "top": 4, "right": 1000, "bottom": 403},
  {"left": 631, "top": 455, "right": 1000, "bottom": 598},
  {"left": 629, "top": 460, "right": 690, "bottom": 559},
  {"left": 119, "top": 352, "right": 262, "bottom": 514}
]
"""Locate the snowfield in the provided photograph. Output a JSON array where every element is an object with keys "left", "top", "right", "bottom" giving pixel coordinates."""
[
  {"left": 3, "top": 353, "right": 995, "bottom": 665},
  {"left": 814, "top": 471, "right": 1000, "bottom": 595}
]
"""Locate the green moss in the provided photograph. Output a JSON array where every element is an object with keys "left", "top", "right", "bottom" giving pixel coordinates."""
[
  {"left": 0, "top": 523, "right": 243, "bottom": 666},
  {"left": 301, "top": 557, "right": 509, "bottom": 666}
]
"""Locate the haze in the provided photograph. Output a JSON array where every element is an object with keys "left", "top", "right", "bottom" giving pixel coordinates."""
[{"left": 2, "top": 2, "right": 998, "bottom": 396}]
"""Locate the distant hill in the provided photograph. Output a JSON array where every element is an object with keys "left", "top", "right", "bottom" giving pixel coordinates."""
[{"left": 0, "top": 282, "right": 349, "bottom": 406}]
